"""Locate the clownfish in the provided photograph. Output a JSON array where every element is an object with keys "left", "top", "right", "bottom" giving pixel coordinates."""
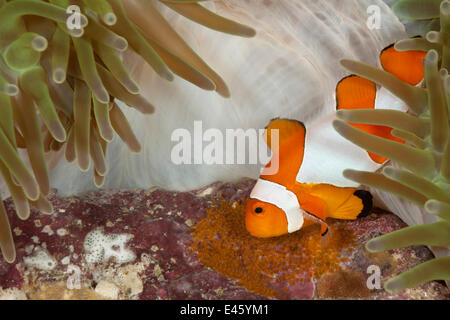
[{"left": 245, "top": 41, "right": 427, "bottom": 239}]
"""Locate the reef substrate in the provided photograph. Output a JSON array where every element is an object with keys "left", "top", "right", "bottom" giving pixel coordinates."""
[{"left": 0, "top": 179, "right": 448, "bottom": 300}]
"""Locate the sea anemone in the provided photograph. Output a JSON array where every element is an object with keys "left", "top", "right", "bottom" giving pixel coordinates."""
[
  {"left": 49, "top": 0, "right": 408, "bottom": 194},
  {"left": 333, "top": 0, "right": 450, "bottom": 292},
  {"left": 0, "top": 0, "right": 255, "bottom": 263},
  {"left": 387, "top": 0, "right": 442, "bottom": 36}
]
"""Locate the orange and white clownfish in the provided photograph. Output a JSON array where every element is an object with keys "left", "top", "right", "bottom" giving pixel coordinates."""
[
  {"left": 245, "top": 118, "right": 373, "bottom": 238},
  {"left": 335, "top": 41, "right": 426, "bottom": 164},
  {"left": 245, "top": 41, "right": 427, "bottom": 239}
]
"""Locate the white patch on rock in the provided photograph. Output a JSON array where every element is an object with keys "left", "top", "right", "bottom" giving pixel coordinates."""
[
  {"left": 106, "top": 221, "right": 114, "bottom": 227},
  {"left": 23, "top": 247, "right": 57, "bottom": 271},
  {"left": 117, "top": 265, "right": 144, "bottom": 297},
  {"left": 42, "top": 225, "right": 54, "bottom": 236},
  {"left": 153, "top": 264, "right": 165, "bottom": 282},
  {"left": 61, "top": 256, "right": 71, "bottom": 265},
  {"left": 56, "top": 228, "right": 69, "bottom": 236},
  {"left": 95, "top": 280, "right": 120, "bottom": 300},
  {"left": 13, "top": 227, "right": 22, "bottom": 236},
  {"left": 177, "top": 280, "right": 192, "bottom": 293},
  {"left": 0, "top": 287, "right": 27, "bottom": 300},
  {"left": 24, "top": 245, "right": 34, "bottom": 255},
  {"left": 84, "top": 228, "right": 136, "bottom": 265},
  {"left": 198, "top": 187, "right": 214, "bottom": 197}
]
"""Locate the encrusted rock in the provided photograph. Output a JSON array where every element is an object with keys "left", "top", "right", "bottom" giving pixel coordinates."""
[{"left": 0, "top": 179, "right": 448, "bottom": 300}]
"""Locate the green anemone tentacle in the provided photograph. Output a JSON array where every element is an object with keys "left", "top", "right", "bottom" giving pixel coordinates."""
[
  {"left": 336, "top": 0, "right": 450, "bottom": 292},
  {"left": 0, "top": 0, "right": 255, "bottom": 263}
]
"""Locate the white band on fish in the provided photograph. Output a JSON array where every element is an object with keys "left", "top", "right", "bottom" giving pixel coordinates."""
[{"left": 250, "top": 178, "right": 304, "bottom": 233}]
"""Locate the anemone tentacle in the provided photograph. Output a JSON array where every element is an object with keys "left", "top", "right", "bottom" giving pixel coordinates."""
[
  {"left": 336, "top": 0, "right": 450, "bottom": 292},
  {"left": 0, "top": 0, "right": 255, "bottom": 263}
]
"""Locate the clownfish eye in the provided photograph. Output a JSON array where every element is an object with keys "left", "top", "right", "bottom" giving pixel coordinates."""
[{"left": 254, "top": 207, "right": 263, "bottom": 214}]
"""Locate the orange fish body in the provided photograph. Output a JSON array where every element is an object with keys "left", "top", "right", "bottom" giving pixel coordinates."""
[
  {"left": 245, "top": 41, "right": 426, "bottom": 239},
  {"left": 245, "top": 119, "right": 372, "bottom": 238}
]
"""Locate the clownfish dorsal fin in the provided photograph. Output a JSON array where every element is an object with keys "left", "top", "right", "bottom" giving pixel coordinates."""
[
  {"left": 336, "top": 75, "right": 376, "bottom": 110},
  {"left": 380, "top": 39, "right": 427, "bottom": 86},
  {"left": 264, "top": 118, "right": 306, "bottom": 149},
  {"left": 336, "top": 75, "right": 403, "bottom": 164},
  {"left": 260, "top": 118, "right": 306, "bottom": 186}
]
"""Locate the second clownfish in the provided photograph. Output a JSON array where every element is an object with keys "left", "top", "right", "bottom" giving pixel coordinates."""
[{"left": 245, "top": 41, "right": 427, "bottom": 238}]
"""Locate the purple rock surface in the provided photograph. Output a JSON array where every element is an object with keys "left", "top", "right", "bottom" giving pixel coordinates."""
[{"left": 0, "top": 179, "right": 448, "bottom": 300}]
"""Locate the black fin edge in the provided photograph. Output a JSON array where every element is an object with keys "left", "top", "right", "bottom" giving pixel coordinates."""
[
  {"left": 354, "top": 190, "right": 373, "bottom": 218},
  {"left": 265, "top": 118, "right": 306, "bottom": 132}
]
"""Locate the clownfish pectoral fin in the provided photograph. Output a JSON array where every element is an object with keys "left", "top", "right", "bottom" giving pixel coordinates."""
[
  {"left": 302, "top": 208, "right": 328, "bottom": 236},
  {"left": 295, "top": 188, "right": 327, "bottom": 221},
  {"left": 336, "top": 75, "right": 404, "bottom": 164},
  {"left": 320, "top": 223, "right": 329, "bottom": 237},
  {"left": 320, "top": 222, "right": 333, "bottom": 248},
  {"left": 380, "top": 41, "right": 427, "bottom": 86},
  {"left": 260, "top": 118, "right": 306, "bottom": 185},
  {"left": 296, "top": 190, "right": 330, "bottom": 236}
]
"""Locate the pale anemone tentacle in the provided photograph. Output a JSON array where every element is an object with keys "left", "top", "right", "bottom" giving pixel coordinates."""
[
  {"left": 335, "top": 0, "right": 450, "bottom": 292},
  {"left": 0, "top": 0, "right": 256, "bottom": 263}
]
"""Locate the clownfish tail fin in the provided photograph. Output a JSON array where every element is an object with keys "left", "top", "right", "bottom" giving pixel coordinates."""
[
  {"left": 354, "top": 190, "right": 373, "bottom": 218},
  {"left": 264, "top": 118, "right": 306, "bottom": 150},
  {"left": 328, "top": 189, "right": 373, "bottom": 220}
]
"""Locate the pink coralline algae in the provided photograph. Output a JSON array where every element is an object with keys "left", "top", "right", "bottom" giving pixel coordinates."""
[{"left": 0, "top": 179, "right": 448, "bottom": 300}]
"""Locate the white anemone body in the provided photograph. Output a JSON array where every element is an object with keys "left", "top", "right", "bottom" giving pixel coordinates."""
[{"left": 49, "top": 0, "right": 407, "bottom": 193}]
